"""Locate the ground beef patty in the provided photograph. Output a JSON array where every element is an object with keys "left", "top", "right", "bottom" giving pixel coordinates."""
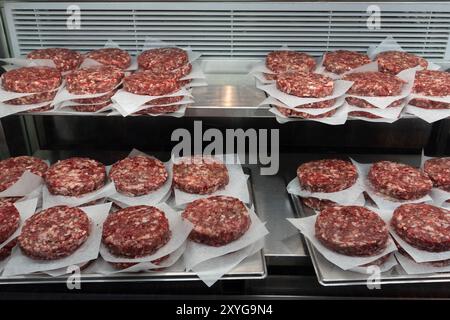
[
  {"left": 19, "top": 205, "right": 90, "bottom": 260},
  {"left": 278, "top": 99, "right": 336, "bottom": 110},
  {"left": 343, "top": 71, "right": 405, "bottom": 96},
  {"left": 0, "top": 156, "right": 48, "bottom": 192},
  {"left": 348, "top": 111, "right": 383, "bottom": 119},
  {"left": 323, "top": 50, "right": 371, "bottom": 75},
  {"left": 71, "top": 89, "right": 117, "bottom": 104},
  {"left": 4, "top": 91, "right": 57, "bottom": 106},
  {"left": 123, "top": 71, "right": 181, "bottom": 96},
  {"left": 297, "top": 159, "right": 358, "bottom": 193},
  {"left": 265, "top": 51, "right": 316, "bottom": 80},
  {"left": 138, "top": 48, "right": 190, "bottom": 77},
  {"left": 315, "top": 205, "right": 388, "bottom": 256},
  {"left": 66, "top": 65, "right": 124, "bottom": 94},
  {"left": 27, "top": 48, "right": 82, "bottom": 72},
  {"left": 173, "top": 156, "right": 229, "bottom": 194},
  {"left": 111, "top": 254, "right": 169, "bottom": 270},
  {"left": 45, "top": 157, "right": 106, "bottom": 196},
  {"left": 377, "top": 51, "right": 428, "bottom": 75},
  {"left": 277, "top": 72, "right": 334, "bottom": 98},
  {"left": 135, "top": 105, "right": 181, "bottom": 115},
  {"left": 110, "top": 156, "right": 168, "bottom": 196},
  {"left": 70, "top": 101, "right": 111, "bottom": 113},
  {"left": 276, "top": 106, "right": 337, "bottom": 119},
  {"left": 413, "top": 70, "right": 450, "bottom": 96},
  {"left": 409, "top": 98, "right": 450, "bottom": 110},
  {"left": 0, "top": 239, "right": 17, "bottom": 261},
  {"left": 368, "top": 161, "right": 433, "bottom": 200},
  {"left": 301, "top": 197, "right": 337, "bottom": 211},
  {"left": 26, "top": 104, "right": 53, "bottom": 113},
  {"left": 392, "top": 203, "right": 450, "bottom": 252},
  {"left": 182, "top": 196, "right": 251, "bottom": 246},
  {"left": 424, "top": 158, "right": 450, "bottom": 191},
  {"left": 0, "top": 202, "right": 20, "bottom": 244},
  {"left": 145, "top": 95, "right": 184, "bottom": 106},
  {"left": 86, "top": 48, "right": 131, "bottom": 70},
  {"left": 102, "top": 205, "right": 170, "bottom": 257},
  {"left": 2, "top": 67, "right": 62, "bottom": 93},
  {"left": 346, "top": 97, "right": 404, "bottom": 109}
]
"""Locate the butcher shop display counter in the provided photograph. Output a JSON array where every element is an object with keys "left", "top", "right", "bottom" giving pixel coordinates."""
[{"left": 0, "top": 0, "right": 450, "bottom": 302}]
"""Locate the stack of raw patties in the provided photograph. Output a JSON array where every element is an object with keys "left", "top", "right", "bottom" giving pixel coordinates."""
[
  {"left": 117, "top": 47, "right": 196, "bottom": 116},
  {"left": 256, "top": 50, "right": 353, "bottom": 123}
]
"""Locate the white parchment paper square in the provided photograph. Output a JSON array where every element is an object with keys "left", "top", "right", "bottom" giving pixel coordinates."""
[
  {"left": 0, "top": 170, "right": 44, "bottom": 197},
  {"left": 395, "top": 252, "right": 450, "bottom": 275},
  {"left": 405, "top": 105, "right": 450, "bottom": 123},
  {"left": 420, "top": 152, "right": 450, "bottom": 206},
  {"left": 3, "top": 202, "right": 112, "bottom": 276},
  {"left": 183, "top": 209, "right": 269, "bottom": 270},
  {"left": 100, "top": 203, "right": 193, "bottom": 263},
  {"left": 288, "top": 215, "right": 397, "bottom": 270},
  {"left": 192, "top": 239, "right": 265, "bottom": 287},
  {"left": 349, "top": 253, "right": 397, "bottom": 274}
]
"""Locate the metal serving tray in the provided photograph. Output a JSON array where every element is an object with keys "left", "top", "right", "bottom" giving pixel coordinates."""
[
  {"left": 0, "top": 167, "right": 267, "bottom": 284},
  {"left": 290, "top": 188, "right": 450, "bottom": 287}
]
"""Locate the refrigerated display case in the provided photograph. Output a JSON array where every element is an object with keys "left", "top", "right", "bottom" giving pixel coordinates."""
[{"left": 0, "top": 0, "right": 450, "bottom": 300}]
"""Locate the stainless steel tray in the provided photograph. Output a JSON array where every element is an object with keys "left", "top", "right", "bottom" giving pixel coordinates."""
[
  {"left": 0, "top": 167, "right": 267, "bottom": 284},
  {"left": 290, "top": 182, "right": 450, "bottom": 287}
]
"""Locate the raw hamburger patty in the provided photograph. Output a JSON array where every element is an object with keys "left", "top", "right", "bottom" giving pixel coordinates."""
[
  {"left": 86, "top": 48, "right": 131, "bottom": 70},
  {"left": 138, "top": 48, "right": 189, "bottom": 74},
  {"left": 27, "top": 48, "right": 82, "bottom": 72},
  {"left": 2, "top": 67, "right": 62, "bottom": 93},
  {"left": 412, "top": 70, "right": 450, "bottom": 96},
  {"left": 391, "top": 203, "right": 450, "bottom": 252},
  {"left": 301, "top": 197, "right": 337, "bottom": 211},
  {"left": 0, "top": 239, "right": 17, "bottom": 261},
  {"left": 409, "top": 98, "right": 450, "bottom": 110},
  {"left": 348, "top": 111, "right": 382, "bottom": 119},
  {"left": 66, "top": 65, "right": 124, "bottom": 94},
  {"left": 182, "top": 196, "right": 251, "bottom": 246},
  {"left": 368, "top": 161, "right": 433, "bottom": 200},
  {"left": 315, "top": 205, "right": 388, "bottom": 256},
  {"left": 71, "top": 101, "right": 111, "bottom": 112},
  {"left": 280, "top": 99, "right": 336, "bottom": 109},
  {"left": 0, "top": 202, "right": 20, "bottom": 244},
  {"left": 276, "top": 106, "right": 337, "bottom": 119},
  {"left": 343, "top": 71, "right": 405, "bottom": 96},
  {"left": 345, "top": 96, "right": 404, "bottom": 109},
  {"left": 111, "top": 254, "right": 169, "bottom": 270},
  {"left": 110, "top": 156, "right": 168, "bottom": 196},
  {"left": 102, "top": 205, "right": 170, "bottom": 257},
  {"left": 145, "top": 95, "right": 184, "bottom": 106},
  {"left": 123, "top": 71, "right": 181, "bottom": 96},
  {"left": 297, "top": 159, "right": 358, "bottom": 193},
  {"left": 266, "top": 51, "right": 316, "bottom": 76},
  {"left": 277, "top": 72, "right": 334, "bottom": 98},
  {"left": 377, "top": 51, "right": 428, "bottom": 74},
  {"left": 0, "top": 156, "right": 48, "bottom": 192},
  {"left": 45, "top": 157, "right": 106, "bottom": 196},
  {"left": 424, "top": 158, "right": 450, "bottom": 191},
  {"left": 19, "top": 205, "right": 90, "bottom": 260},
  {"left": 173, "top": 156, "right": 229, "bottom": 194},
  {"left": 323, "top": 50, "right": 371, "bottom": 75},
  {"left": 72, "top": 89, "right": 116, "bottom": 104},
  {"left": 135, "top": 105, "right": 181, "bottom": 115},
  {"left": 4, "top": 91, "right": 57, "bottom": 105},
  {"left": 26, "top": 104, "right": 53, "bottom": 113}
]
